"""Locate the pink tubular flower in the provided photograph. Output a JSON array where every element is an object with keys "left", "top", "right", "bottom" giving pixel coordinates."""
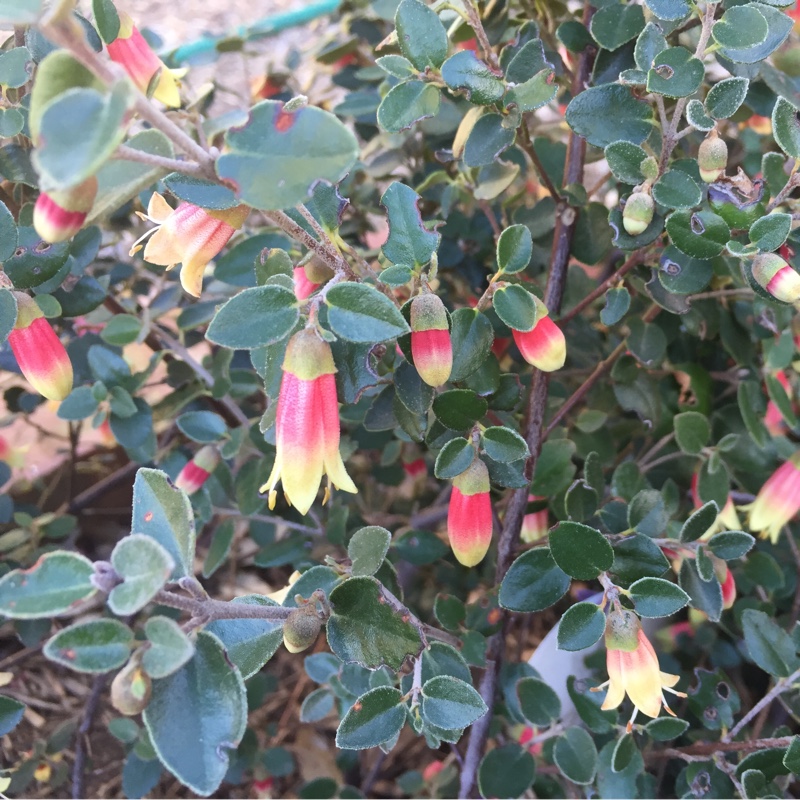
[
  {"left": 33, "top": 177, "right": 98, "bottom": 244},
  {"left": 742, "top": 452, "right": 800, "bottom": 543},
  {"left": 448, "top": 459, "right": 493, "bottom": 567},
  {"left": 260, "top": 329, "right": 357, "bottom": 515},
  {"left": 106, "top": 11, "right": 183, "bottom": 108},
  {"left": 512, "top": 300, "right": 566, "bottom": 372},
  {"left": 520, "top": 494, "right": 549, "bottom": 543},
  {"left": 131, "top": 193, "right": 249, "bottom": 297},
  {"left": 765, "top": 371, "right": 793, "bottom": 436},
  {"left": 751, "top": 253, "right": 800, "bottom": 306},
  {"left": 293, "top": 266, "right": 320, "bottom": 300},
  {"left": 174, "top": 445, "right": 220, "bottom": 495},
  {"left": 597, "top": 609, "right": 684, "bottom": 731},
  {"left": 410, "top": 293, "right": 452, "bottom": 387},
  {"left": 8, "top": 292, "right": 73, "bottom": 401}
]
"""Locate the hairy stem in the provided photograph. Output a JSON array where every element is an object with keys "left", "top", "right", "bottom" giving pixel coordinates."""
[{"left": 113, "top": 144, "right": 207, "bottom": 178}]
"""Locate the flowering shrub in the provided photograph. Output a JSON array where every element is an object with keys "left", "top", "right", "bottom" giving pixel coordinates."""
[{"left": 2, "top": 0, "right": 800, "bottom": 797}]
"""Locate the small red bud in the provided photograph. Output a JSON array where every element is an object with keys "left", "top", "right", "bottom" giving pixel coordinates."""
[{"left": 410, "top": 293, "right": 452, "bottom": 387}]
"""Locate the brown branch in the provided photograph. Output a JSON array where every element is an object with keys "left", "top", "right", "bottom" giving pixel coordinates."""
[
  {"left": 457, "top": 2, "right": 596, "bottom": 793},
  {"left": 71, "top": 674, "right": 109, "bottom": 800},
  {"left": 154, "top": 589, "right": 295, "bottom": 621},
  {"left": 649, "top": 737, "right": 795, "bottom": 762},
  {"left": 518, "top": 118, "right": 563, "bottom": 202}
]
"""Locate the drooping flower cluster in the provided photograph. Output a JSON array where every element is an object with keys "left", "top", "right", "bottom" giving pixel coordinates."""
[{"left": 260, "top": 328, "right": 357, "bottom": 515}]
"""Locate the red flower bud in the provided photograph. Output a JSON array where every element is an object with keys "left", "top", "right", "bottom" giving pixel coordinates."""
[
  {"left": 174, "top": 445, "right": 220, "bottom": 495},
  {"left": 33, "top": 177, "right": 98, "bottom": 243},
  {"left": 751, "top": 252, "right": 800, "bottom": 305},
  {"left": 448, "top": 459, "right": 492, "bottom": 567},
  {"left": 410, "top": 293, "right": 452, "bottom": 387},
  {"left": 8, "top": 293, "right": 73, "bottom": 401},
  {"left": 293, "top": 266, "right": 320, "bottom": 300},
  {"left": 512, "top": 302, "right": 566, "bottom": 372}
]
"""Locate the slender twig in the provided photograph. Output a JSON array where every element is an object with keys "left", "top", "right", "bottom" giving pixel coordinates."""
[
  {"left": 724, "top": 664, "right": 800, "bottom": 742},
  {"left": 265, "top": 210, "right": 353, "bottom": 277},
  {"left": 767, "top": 173, "right": 800, "bottom": 213},
  {"left": 154, "top": 588, "right": 295, "bottom": 621},
  {"left": 640, "top": 450, "right": 691, "bottom": 474},
  {"left": 72, "top": 674, "right": 109, "bottom": 800},
  {"left": 518, "top": 119, "right": 563, "bottom": 202},
  {"left": 458, "top": 3, "right": 596, "bottom": 793},
  {"left": 114, "top": 145, "right": 207, "bottom": 179},
  {"left": 649, "top": 736, "right": 795, "bottom": 761},
  {"left": 213, "top": 507, "right": 323, "bottom": 536},
  {"left": 460, "top": 0, "right": 501, "bottom": 72}
]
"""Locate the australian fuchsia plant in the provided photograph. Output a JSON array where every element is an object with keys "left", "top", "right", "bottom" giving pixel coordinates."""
[{"left": 4, "top": 0, "right": 800, "bottom": 798}]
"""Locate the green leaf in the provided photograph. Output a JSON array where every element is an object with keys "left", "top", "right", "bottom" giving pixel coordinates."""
[
  {"left": 163, "top": 173, "right": 238, "bottom": 211},
  {"left": 421, "top": 675, "right": 487, "bottom": 729},
  {"left": 327, "top": 577, "right": 423, "bottom": 670},
  {"left": 478, "top": 744, "right": 536, "bottom": 799},
  {"left": 629, "top": 577, "right": 690, "bottom": 618},
  {"left": 600, "top": 286, "right": 631, "bottom": 326},
  {"left": 644, "top": 0, "right": 690, "bottom": 21},
  {"left": 783, "top": 736, "right": 800, "bottom": 773},
  {"left": 464, "top": 113, "right": 515, "bottom": 167},
  {"left": 750, "top": 212, "right": 792, "bottom": 252},
  {"left": 449, "top": 308, "right": 494, "bottom": 382},
  {"left": 132, "top": 469, "right": 196, "bottom": 580},
  {"left": 432, "top": 389, "right": 488, "bottom": 431},
  {"left": 216, "top": 100, "right": 359, "bottom": 210},
  {"left": 206, "top": 285, "right": 298, "bottom": 349},
  {"left": 395, "top": 0, "right": 448, "bottom": 71},
  {"left": 645, "top": 716, "right": 690, "bottom": 741},
  {"left": 499, "top": 548, "right": 571, "bottom": 612},
  {"left": 434, "top": 437, "right": 475, "bottom": 479},
  {"left": 44, "top": 619, "right": 132, "bottom": 673},
  {"left": 679, "top": 559, "right": 722, "bottom": 622},
  {"left": 708, "top": 531, "right": 755, "bottom": 561},
  {"left": 741, "top": 609, "right": 798, "bottom": 678},
  {"left": 549, "top": 521, "right": 613, "bottom": 580},
  {"left": 0, "top": 0, "right": 42, "bottom": 24},
  {"left": 492, "top": 284, "right": 538, "bottom": 331},
  {"left": 108, "top": 534, "right": 175, "bottom": 616},
  {"left": 686, "top": 99, "right": 715, "bottom": 131},
  {"left": 589, "top": 3, "right": 645, "bottom": 51},
  {"left": 738, "top": 380, "right": 769, "bottom": 448},
  {"left": 674, "top": 411, "right": 710, "bottom": 455},
  {"left": 336, "top": 687, "right": 406, "bottom": 749},
  {"left": 497, "top": 224, "right": 533, "bottom": 274},
  {"left": 206, "top": 596, "right": 283, "bottom": 679},
  {"left": 565, "top": 84, "right": 654, "bottom": 148},
  {"left": 348, "top": 526, "right": 391, "bottom": 577},
  {"left": 712, "top": 6, "right": 768, "bottom": 50},
  {"left": 376, "top": 55, "right": 416, "bottom": 79},
  {"left": 4, "top": 226, "right": 69, "bottom": 289},
  {"left": 531, "top": 439, "right": 576, "bottom": 496},
  {"left": 557, "top": 602, "right": 606, "bottom": 651},
  {"left": 377, "top": 80, "right": 441, "bottom": 133},
  {"left": 704, "top": 77, "right": 748, "bottom": 120},
  {"left": 0, "top": 695, "right": 25, "bottom": 737},
  {"left": 666, "top": 210, "right": 729, "bottom": 259},
  {"left": 0, "top": 48, "right": 31, "bottom": 89},
  {"left": 718, "top": 3, "right": 791, "bottom": 64},
  {"left": 605, "top": 141, "right": 648, "bottom": 185},
  {"left": 680, "top": 501, "right": 718, "bottom": 543},
  {"left": 326, "top": 283, "right": 410, "bottom": 343},
  {"left": 653, "top": 169, "right": 702, "bottom": 210},
  {"left": 203, "top": 520, "right": 235, "bottom": 578},
  {"left": 0, "top": 552, "right": 96, "bottom": 618},
  {"left": 646, "top": 47, "right": 704, "bottom": 98},
  {"left": 441, "top": 51, "right": 505, "bottom": 105},
  {"left": 34, "top": 82, "right": 133, "bottom": 190},
  {"left": 88, "top": 130, "right": 175, "bottom": 224},
  {"left": 0, "top": 288, "right": 17, "bottom": 345},
  {"left": 481, "top": 426, "right": 529, "bottom": 463},
  {"left": 176, "top": 411, "right": 226, "bottom": 444},
  {"left": 628, "top": 489, "right": 668, "bottom": 536},
  {"left": 635, "top": 22, "right": 669, "bottom": 70},
  {"left": 773, "top": 97, "right": 800, "bottom": 158},
  {"left": 301, "top": 687, "right": 335, "bottom": 723},
  {"left": 381, "top": 182, "right": 440, "bottom": 268},
  {"left": 92, "top": 0, "right": 120, "bottom": 42},
  {"left": 142, "top": 617, "right": 195, "bottom": 679},
  {"left": 517, "top": 676, "right": 561, "bottom": 726},
  {"left": 395, "top": 360, "right": 434, "bottom": 414},
  {"left": 144, "top": 632, "right": 246, "bottom": 797},
  {"left": 627, "top": 317, "right": 666, "bottom": 366},
  {"left": 101, "top": 314, "right": 142, "bottom": 346},
  {"left": 554, "top": 727, "right": 598, "bottom": 786},
  {"left": 505, "top": 68, "right": 557, "bottom": 113}
]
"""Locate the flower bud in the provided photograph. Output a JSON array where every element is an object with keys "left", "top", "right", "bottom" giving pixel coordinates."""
[
  {"left": 283, "top": 605, "right": 322, "bottom": 653},
  {"left": 698, "top": 129, "right": 728, "bottom": 183},
  {"left": 520, "top": 494, "right": 549, "bottom": 543},
  {"left": 304, "top": 254, "right": 335, "bottom": 285},
  {"left": 293, "top": 266, "right": 320, "bottom": 300},
  {"left": 751, "top": 252, "right": 800, "bottom": 305},
  {"left": 8, "top": 293, "right": 73, "bottom": 401},
  {"left": 410, "top": 293, "right": 452, "bottom": 387},
  {"left": 448, "top": 459, "right": 492, "bottom": 567},
  {"left": 174, "top": 445, "right": 220, "bottom": 495},
  {"left": 512, "top": 301, "right": 566, "bottom": 372},
  {"left": 623, "top": 190, "right": 654, "bottom": 236},
  {"left": 33, "top": 177, "right": 98, "bottom": 243},
  {"left": 111, "top": 659, "right": 152, "bottom": 716}
]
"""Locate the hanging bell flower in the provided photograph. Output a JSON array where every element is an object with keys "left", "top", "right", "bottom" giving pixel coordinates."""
[
  {"left": 260, "top": 328, "right": 357, "bottom": 515},
  {"left": 512, "top": 298, "right": 566, "bottom": 372},
  {"left": 174, "top": 445, "right": 220, "bottom": 495},
  {"left": 410, "top": 292, "right": 452, "bottom": 387},
  {"left": 741, "top": 451, "right": 800, "bottom": 543},
  {"left": 33, "top": 177, "right": 98, "bottom": 244},
  {"left": 106, "top": 11, "right": 184, "bottom": 108},
  {"left": 130, "top": 193, "right": 249, "bottom": 297},
  {"left": 448, "top": 459, "right": 493, "bottom": 567},
  {"left": 751, "top": 252, "right": 800, "bottom": 306},
  {"left": 7, "top": 292, "right": 73, "bottom": 401}
]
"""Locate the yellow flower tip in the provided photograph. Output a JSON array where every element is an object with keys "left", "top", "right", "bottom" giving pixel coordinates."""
[
  {"left": 147, "top": 192, "right": 174, "bottom": 221},
  {"left": 268, "top": 490, "right": 277, "bottom": 510},
  {"left": 322, "top": 485, "right": 330, "bottom": 505}
]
